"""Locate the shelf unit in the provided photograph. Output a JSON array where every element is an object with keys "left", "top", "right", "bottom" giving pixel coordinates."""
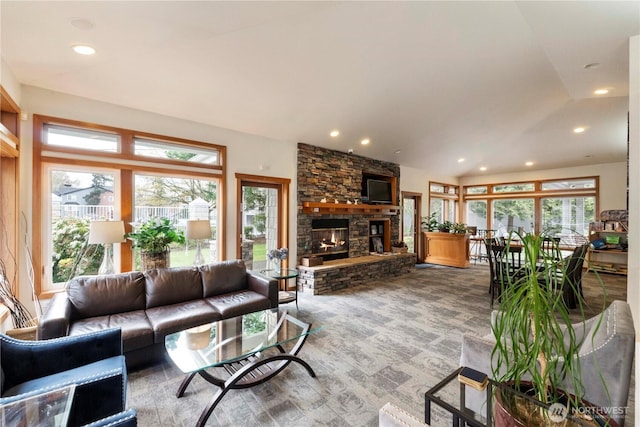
[
  {"left": 0, "top": 85, "right": 21, "bottom": 293},
  {"left": 587, "top": 220, "right": 628, "bottom": 275},
  {"left": 369, "top": 219, "right": 391, "bottom": 253}
]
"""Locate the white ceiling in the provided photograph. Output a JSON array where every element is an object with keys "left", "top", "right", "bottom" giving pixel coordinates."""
[{"left": 1, "top": 1, "right": 638, "bottom": 177}]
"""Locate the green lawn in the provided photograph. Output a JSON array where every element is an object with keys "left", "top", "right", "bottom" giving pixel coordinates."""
[{"left": 155, "top": 241, "right": 267, "bottom": 268}]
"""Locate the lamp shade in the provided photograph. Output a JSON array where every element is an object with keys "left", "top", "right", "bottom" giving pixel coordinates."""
[
  {"left": 186, "top": 220, "right": 211, "bottom": 240},
  {"left": 88, "top": 220, "right": 125, "bottom": 244}
]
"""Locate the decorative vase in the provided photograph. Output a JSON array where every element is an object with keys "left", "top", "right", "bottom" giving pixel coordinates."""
[
  {"left": 272, "top": 259, "right": 282, "bottom": 272},
  {"left": 141, "top": 250, "right": 169, "bottom": 271}
]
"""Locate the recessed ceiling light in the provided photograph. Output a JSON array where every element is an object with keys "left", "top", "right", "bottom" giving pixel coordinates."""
[
  {"left": 584, "top": 63, "right": 600, "bottom": 69},
  {"left": 525, "top": 161, "right": 534, "bottom": 167},
  {"left": 594, "top": 89, "right": 609, "bottom": 95},
  {"left": 573, "top": 127, "right": 586, "bottom": 133},
  {"left": 394, "top": 150, "right": 401, "bottom": 154},
  {"left": 72, "top": 44, "right": 96, "bottom": 55},
  {"left": 480, "top": 167, "right": 487, "bottom": 172},
  {"left": 361, "top": 139, "right": 370, "bottom": 145},
  {"left": 330, "top": 130, "right": 340, "bottom": 137},
  {"left": 458, "top": 158, "right": 465, "bottom": 163}
]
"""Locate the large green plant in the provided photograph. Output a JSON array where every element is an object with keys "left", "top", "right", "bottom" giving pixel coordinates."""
[
  {"left": 52, "top": 217, "right": 102, "bottom": 282},
  {"left": 127, "top": 218, "right": 185, "bottom": 254},
  {"left": 491, "top": 232, "right": 606, "bottom": 424}
]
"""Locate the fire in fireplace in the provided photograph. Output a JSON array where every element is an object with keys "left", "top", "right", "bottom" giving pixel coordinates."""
[{"left": 311, "top": 219, "right": 349, "bottom": 261}]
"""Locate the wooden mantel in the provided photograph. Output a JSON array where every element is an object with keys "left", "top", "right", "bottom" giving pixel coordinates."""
[{"left": 302, "top": 201, "right": 400, "bottom": 215}]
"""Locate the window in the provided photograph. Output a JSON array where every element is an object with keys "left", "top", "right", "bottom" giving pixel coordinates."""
[
  {"left": 493, "top": 183, "right": 535, "bottom": 193},
  {"left": 46, "top": 168, "right": 118, "bottom": 287},
  {"left": 44, "top": 124, "right": 119, "bottom": 152},
  {"left": 463, "top": 176, "right": 598, "bottom": 240},
  {"left": 133, "top": 174, "right": 218, "bottom": 270},
  {"left": 134, "top": 138, "right": 220, "bottom": 165},
  {"left": 541, "top": 178, "right": 596, "bottom": 191},
  {"left": 541, "top": 196, "right": 595, "bottom": 237},
  {"left": 33, "top": 115, "right": 226, "bottom": 295},
  {"left": 429, "top": 181, "right": 459, "bottom": 223},
  {"left": 466, "top": 200, "right": 487, "bottom": 230},
  {"left": 492, "top": 198, "right": 534, "bottom": 236}
]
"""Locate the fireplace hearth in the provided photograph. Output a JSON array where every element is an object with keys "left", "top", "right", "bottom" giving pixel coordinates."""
[{"left": 311, "top": 219, "right": 349, "bottom": 261}]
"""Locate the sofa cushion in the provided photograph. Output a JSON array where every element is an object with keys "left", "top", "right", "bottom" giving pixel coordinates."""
[
  {"left": 67, "top": 272, "right": 145, "bottom": 319},
  {"left": 69, "top": 311, "right": 154, "bottom": 353},
  {"left": 145, "top": 300, "right": 221, "bottom": 342},
  {"left": 144, "top": 266, "right": 202, "bottom": 308},
  {"left": 206, "top": 290, "right": 271, "bottom": 318},
  {"left": 200, "top": 260, "right": 248, "bottom": 298}
]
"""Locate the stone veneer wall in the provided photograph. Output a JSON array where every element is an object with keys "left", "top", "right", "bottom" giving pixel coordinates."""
[{"left": 297, "top": 143, "right": 401, "bottom": 263}]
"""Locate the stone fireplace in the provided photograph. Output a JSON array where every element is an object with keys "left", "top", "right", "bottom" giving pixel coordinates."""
[
  {"left": 310, "top": 219, "right": 349, "bottom": 261},
  {"left": 297, "top": 143, "right": 401, "bottom": 262}
]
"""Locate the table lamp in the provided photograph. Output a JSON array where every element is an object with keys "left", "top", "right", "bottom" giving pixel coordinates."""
[
  {"left": 88, "top": 220, "right": 125, "bottom": 275},
  {"left": 186, "top": 219, "right": 211, "bottom": 265}
]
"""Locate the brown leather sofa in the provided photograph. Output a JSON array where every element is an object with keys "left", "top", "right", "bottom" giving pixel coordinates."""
[{"left": 37, "top": 260, "right": 278, "bottom": 369}]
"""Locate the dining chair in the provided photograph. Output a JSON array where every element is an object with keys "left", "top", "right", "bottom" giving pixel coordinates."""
[
  {"left": 484, "top": 238, "right": 507, "bottom": 306},
  {"left": 552, "top": 243, "right": 589, "bottom": 309},
  {"left": 541, "top": 236, "right": 562, "bottom": 261}
]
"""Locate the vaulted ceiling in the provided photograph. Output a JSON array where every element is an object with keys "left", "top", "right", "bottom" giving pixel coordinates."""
[{"left": 1, "top": 1, "right": 638, "bottom": 177}]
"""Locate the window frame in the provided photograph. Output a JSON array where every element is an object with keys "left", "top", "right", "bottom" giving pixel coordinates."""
[
  {"left": 463, "top": 176, "right": 599, "bottom": 236},
  {"left": 33, "top": 114, "right": 227, "bottom": 297},
  {"left": 429, "top": 181, "right": 460, "bottom": 222}
]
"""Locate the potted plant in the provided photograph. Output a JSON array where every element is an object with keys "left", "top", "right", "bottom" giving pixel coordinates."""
[
  {"left": 127, "top": 218, "right": 185, "bottom": 271},
  {"left": 438, "top": 220, "right": 453, "bottom": 233},
  {"left": 421, "top": 213, "right": 439, "bottom": 232},
  {"left": 491, "top": 231, "right": 612, "bottom": 426},
  {"left": 451, "top": 222, "right": 467, "bottom": 234}
]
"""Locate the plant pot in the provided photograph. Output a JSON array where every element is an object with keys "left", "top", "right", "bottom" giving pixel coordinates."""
[
  {"left": 392, "top": 247, "right": 408, "bottom": 253},
  {"left": 141, "top": 250, "right": 169, "bottom": 271},
  {"left": 494, "top": 382, "right": 618, "bottom": 427}
]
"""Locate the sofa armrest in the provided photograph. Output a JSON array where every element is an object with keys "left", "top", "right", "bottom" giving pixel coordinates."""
[
  {"left": 459, "top": 334, "right": 497, "bottom": 417},
  {"left": 84, "top": 409, "right": 137, "bottom": 427},
  {"left": 37, "top": 292, "right": 72, "bottom": 340},
  {"left": 1, "top": 328, "right": 123, "bottom": 390},
  {"left": 247, "top": 270, "right": 279, "bottom": 308}
]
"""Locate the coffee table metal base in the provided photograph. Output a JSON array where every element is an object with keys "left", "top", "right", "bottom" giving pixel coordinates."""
[{"left": 176, "top": 332, "right": 316, "bottom": 427}]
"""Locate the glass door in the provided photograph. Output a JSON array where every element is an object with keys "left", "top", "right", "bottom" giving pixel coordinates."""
[
  {"left": 237, "top": 174, "right": 290, "bottom": 272},
  {"left": 402, "top": 192, "right": 422, "bottom": 261}
]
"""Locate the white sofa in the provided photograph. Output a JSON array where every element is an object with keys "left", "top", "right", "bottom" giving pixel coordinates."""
[
  {"left": 459, "top": 300, "right": 635, "bottom": 426},
  {"left": 379, "top": 402, "right": 429, "bottom": 427}
]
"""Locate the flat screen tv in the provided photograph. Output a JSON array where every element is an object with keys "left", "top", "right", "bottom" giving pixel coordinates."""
[{"left": 367, "top": 179, "right": 393, "bottom": 204}]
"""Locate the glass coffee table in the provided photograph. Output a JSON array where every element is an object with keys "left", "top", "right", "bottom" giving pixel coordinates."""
[{"left": 165, "top": 309, "right": 319, "bottom": 427}]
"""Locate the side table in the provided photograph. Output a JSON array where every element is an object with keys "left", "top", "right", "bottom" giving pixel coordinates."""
[{"left": 260, "top": 268, "right": 299, "bottom": 309}]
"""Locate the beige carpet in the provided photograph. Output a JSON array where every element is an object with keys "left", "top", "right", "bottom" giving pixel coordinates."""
[{"left": 126, "top": 264, "right": 632, "bottom": 426}]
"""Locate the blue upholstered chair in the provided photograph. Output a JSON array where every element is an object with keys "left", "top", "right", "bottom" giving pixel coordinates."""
[
  {"left": 0, "top": 328, "right": 128, "bottom": 426},
  {"left": 85, "top": 409, "right": 137, "bottom": 427}
]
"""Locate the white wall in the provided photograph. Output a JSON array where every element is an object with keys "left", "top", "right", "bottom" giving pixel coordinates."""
[
  {"left": 17, "top": 85, "right": 298, "bottom": 306},
  {"left": 1, "top": 58, "right": 21, "bottom": 104},
  {"left": 400, "top": 164, "right": 458, "bottom": 220}
]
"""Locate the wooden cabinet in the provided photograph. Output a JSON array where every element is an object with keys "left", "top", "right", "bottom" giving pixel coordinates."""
[
  {"left": 0, "top": 85, "right": 20, "bottom": 288},
  {"left": 587, "top": 220, "right": 628, "bottom": 275},
  {"left": 424, "top": 232, "right": 470, "bottom": 268}
]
